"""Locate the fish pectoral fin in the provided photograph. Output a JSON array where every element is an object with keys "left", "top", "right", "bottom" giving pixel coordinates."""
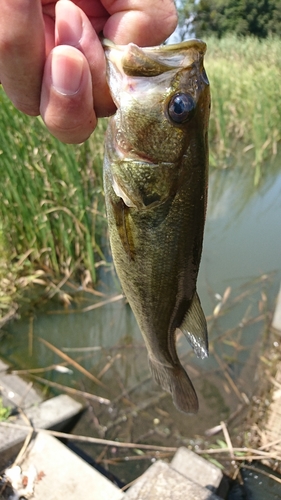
[
  {"left": 112, "top": 175, "right": 137, "bottom": 208},
  {"left": 179, "top": 291, "right": 208, "bottom": 359},
  {"left": 149, "top": 358, "right": 198, "bottom": 414}
]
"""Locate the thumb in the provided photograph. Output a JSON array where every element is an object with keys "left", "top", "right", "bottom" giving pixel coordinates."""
[{"left": 40, "top": 45, "right": 96, "bottom": 144}]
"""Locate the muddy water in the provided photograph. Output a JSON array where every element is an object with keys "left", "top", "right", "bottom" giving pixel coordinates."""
[{"left": 1, "top": 156, "right": 281, "bottom": 485}]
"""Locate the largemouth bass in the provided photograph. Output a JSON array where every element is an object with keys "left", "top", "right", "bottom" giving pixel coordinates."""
[{"left": 103, "top": 39, "right": 210, "bottom": 414}]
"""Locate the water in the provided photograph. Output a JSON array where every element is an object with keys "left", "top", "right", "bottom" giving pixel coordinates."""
[
  {"left": 1, "top": 155, "right": 281, "bottom": 486},
  {"left": 228, "top": 464, "right": 281, "bottom": 500}
]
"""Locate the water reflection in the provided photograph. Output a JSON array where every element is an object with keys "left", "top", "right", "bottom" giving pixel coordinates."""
[
  {"left": 1, "top": 156, "right": 281, "bottom": 484},
  {"left": 200, "top": 159, "right": 281, "bottom": 315}
]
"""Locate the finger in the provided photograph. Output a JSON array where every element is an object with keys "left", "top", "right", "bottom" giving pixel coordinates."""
[
  {"left": 44, "top": 14, "right": 56, "bottom": 58},
  {"left": 0, "top": 0, "right": 45, "bottom": 115},
  {"left": 102, "top": 0, "right": 178, "bottom": 46},
  {"left": 40, "top": 45, "right": 97, "bottom": 144},
  {"left": 55, "top": 0, "right": 115, "bottom": 118}
]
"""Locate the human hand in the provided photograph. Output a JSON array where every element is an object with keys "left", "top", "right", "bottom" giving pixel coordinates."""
[{"left": 0, "top": 0, "right": 177, "bottom": 143}]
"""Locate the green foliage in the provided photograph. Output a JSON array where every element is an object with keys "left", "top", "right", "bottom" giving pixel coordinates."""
[
  {"left": 0, "top": 91, "right": 108, "bottom": 282},
  {"left": 0, "top": 397, "right": 11, "bottom": 421},
  {"left": 182, "top": 0, "right": 281, "bottom": 38}
]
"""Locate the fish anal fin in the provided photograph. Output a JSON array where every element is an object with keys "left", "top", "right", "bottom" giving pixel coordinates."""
[
  {"left": 179, "top": 291, "right": 208, "bottom": 359},
  {"left": 149, "top": 358, "right": 198, "bottom": 414}
]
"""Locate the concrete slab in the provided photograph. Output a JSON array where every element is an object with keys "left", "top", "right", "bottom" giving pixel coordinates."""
[
  {"left": 0, "top": 359, "right": 42, "bottom": 409},
  {"left": 171, "top": 447, "right": 223, "bottom": 493},
  {"left": 124, "top": 460, "right": 222, "bottom": 500},
  {"left": 10, "top": 432, "right": 124, "bottom": 500},
  {"left": 261, "top": 360, "right": 281, "bottom": 456},
  {"left": 272, "top": 283, "right": 281, "bottom": 332},
  {"left": 0, "top": 394, "right": 83, "bottom": 469}
]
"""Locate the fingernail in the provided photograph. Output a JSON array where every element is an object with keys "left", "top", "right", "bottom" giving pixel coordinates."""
[{"left": 51, "top": 49, "right": 84, "bottom": 95}]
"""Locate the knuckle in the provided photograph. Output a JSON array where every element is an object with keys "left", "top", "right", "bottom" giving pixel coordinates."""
[
  {"left": 13, "top": 99, "right": 40, "bottom": 116},
  {"left": 44, "top": 108, "right": 97, "bottom": 144}
]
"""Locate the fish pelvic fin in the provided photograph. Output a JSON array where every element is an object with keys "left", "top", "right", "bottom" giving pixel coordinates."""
[
  {"left": 179, "top": 291, "right": 208, "bottom": 359},
  {"left": 149, "top": 358, "right": 198, "bottom": 414}
]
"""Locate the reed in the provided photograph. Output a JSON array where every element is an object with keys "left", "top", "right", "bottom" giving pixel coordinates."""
[
  {"left": 0, "top": 36, "right": 280, "bottom": 284},
  {"left": 0, "top": 91, "right": 108, "bottom": 282},
  {"left": 205, "top": 35, "right": 281, "bottom": 177}
]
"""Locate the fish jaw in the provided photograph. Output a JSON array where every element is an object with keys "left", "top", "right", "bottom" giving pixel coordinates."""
[{"left": 103, "top": 40, "right": 210, "bottom": 414}]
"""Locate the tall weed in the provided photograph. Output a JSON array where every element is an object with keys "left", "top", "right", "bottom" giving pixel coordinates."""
[
  {"left": 0, "top": 91, "right": 107, "bottom": 281},
  {"left": 205, "top": 35, "right": 281, "bottom": 176}
]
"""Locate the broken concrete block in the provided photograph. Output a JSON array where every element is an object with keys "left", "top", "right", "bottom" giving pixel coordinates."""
[
  {"left": 0, "top": 360, "right": 42, "bottom": 409},
  {"left": 0, "top": 394, "right": 83, "bottom": 469},
  {"left": 12, "top": 432, "right": 124, "bottom": 500},
  {"left": 171, "top": 446, "right": 223, "bottom": 493},
  {"left": 125, "top": 460, "right": 222, "bottom": 500},
  {"left": 272, "top": 284, "right": 281, "bottom": 332}
]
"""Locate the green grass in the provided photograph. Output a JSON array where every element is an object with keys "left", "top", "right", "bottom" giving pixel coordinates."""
[
  {"left": 0, "top": 92, "right": 108, "bottom": 282},
  {"left": 204, "top": 35, "right": 281, "bottom": 177},
  {"left": 0, "top": 397, "right": 11, "bottom": 421}
]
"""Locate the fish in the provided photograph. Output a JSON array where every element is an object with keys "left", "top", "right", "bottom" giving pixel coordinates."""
[{"left": 103, "top": 39, "right": 211, "bottom": 414}]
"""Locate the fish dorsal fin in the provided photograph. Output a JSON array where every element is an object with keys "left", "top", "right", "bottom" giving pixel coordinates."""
[{"left": 179, "top": 291, "right": 208, "bottom": 359}]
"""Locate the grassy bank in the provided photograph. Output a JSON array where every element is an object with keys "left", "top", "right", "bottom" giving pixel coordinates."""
[
  {"left": 0, "top": 35, "right": 280, "bottom": 297},
  {"left": 205, "top": 35, "right": 281, "bottom": 178},
  {"left": 0, "top": 92, "right": 107, "bottom": 284}
]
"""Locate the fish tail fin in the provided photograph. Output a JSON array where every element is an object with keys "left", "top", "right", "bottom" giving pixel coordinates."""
[{"left": 149, "top": 358, "right": 198, "bottom": 414}]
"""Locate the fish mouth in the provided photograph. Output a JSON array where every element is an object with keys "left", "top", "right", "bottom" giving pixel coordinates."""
[
  {"left": 102, "top": 38, "right": 207, "bottom": 54},
  {"left": 102, "top": 38, "right": 207, "bottom": 78}
]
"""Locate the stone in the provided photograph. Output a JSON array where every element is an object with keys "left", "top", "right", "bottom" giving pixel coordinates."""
[
  {"left": 12, "top": 432, "right": 124, "bottom": 500},
  {"left": 0, "top": 394, "right": 83, "bottom": 469},
  {"left": 171, "top": 446, "right": 223, "bottom": 493},
  {"left": 272, "top": 284, "right": 281, "bottom": 332},
  {"left": 124, "top": 460, "right": 222, "bottom": 500},
  {"left": 0, "top": 360, "right": 42, "bottom": 409}
]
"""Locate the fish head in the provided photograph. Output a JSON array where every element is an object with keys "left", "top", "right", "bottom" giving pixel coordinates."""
[{"left": 103, "top": 39, "right": 210, "bottom": 167}]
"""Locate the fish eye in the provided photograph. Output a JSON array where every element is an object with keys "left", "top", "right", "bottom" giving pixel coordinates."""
[{"left": 167, "top": 93, "right": 195, "bottom": 124}]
